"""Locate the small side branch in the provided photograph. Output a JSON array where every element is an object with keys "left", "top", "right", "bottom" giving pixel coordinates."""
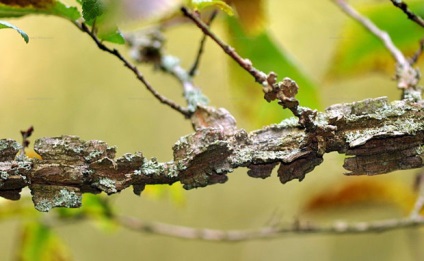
[
  {"left": 118, "top": 215, "right": 424, "bottom": 241},
  {"left": 181, "top": 7, "right": 317, "bottom": 128},
  {"left": 409, "top": 38, "right": 424, "bottom": 65},
  {"left": 333, "top": 0, "right": 421, "bottom": 100},
  {"left": 124, "top": 28, "right": 210, "bottom": 117},
  {"left": 410, "top": 172, "right": 424, "bottom": 218},
  {"left": 390, "top": 0, "right": 424, "bottom": 28},
  {"left": 189, "top": 10, "right": 219, "bottom": 77},
  {"left": 181, "top": 7, "right": 268, "bottom": 84},
  {"left": 333, "top": 0, "right": 408, "bottom": 67},
  {"left": 74, "top": 22, "right": 190, "bottom": 117}
]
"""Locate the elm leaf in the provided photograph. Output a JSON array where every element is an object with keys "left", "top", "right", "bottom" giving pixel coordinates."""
[{"left": 81, "top": 0, "right": 104, "bottom": 22}]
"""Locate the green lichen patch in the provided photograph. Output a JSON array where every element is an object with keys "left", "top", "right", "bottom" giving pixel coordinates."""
[
  {"left": 416, "top": 145, "right": 424, "bottom": 155},
  {"left": 55, "top": 188, "right": 81, "bottom": 207},
  {"left": 32, "top": 186, "right": 81, "bottom": 212},
  {"left": 34, "top": 136, "right": 85, "bottom": 162},
  {"left": 0, "top": 139, "right": 21, "bottom": 161},
  {"left": 93, "top": 177, "right": 117, "bottom": 194},
  {"left": 167, "top": 162, "right": 184, "bottom": 178},
  {"left": 34, "top": 198, "right": 54, "bottom": 212},
  {"left": 0, "top": 170, "right": 9, "bottom": 180},
  {"left": 345, "top": 117, "right": 424, "bottom": 147},
  {"left": 229, "top": 147, "right": 252, "bottom": 166},
  {"left": 116, "top": 152, "right": 144, "bottom": 175},
  {"left": 278, "top": 117, "right": 299, "bottom": 128},
  {"left": 34, "top": 136, "right": 116, "bottom": 164},
  {"left": 141, "top": 158, "right": 165, "bottom": 176},
  {"left": 119, "top": 153, "right": 143, "bottom": 163},
  {"left": 83, "top": 140, "right": 116, "bottom": 163}
]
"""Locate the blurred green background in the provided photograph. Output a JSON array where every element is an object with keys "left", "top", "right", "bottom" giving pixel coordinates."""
[{"left": 0, "top": 0, "right": 423, "bottom": 260}]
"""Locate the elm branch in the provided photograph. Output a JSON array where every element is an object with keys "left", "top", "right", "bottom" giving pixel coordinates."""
[
  {"left": 1, "top": 97, "right": 423, "bottom": 212},
  {"left": 118, "top": 215, "right": 424, "bottom": 241}
]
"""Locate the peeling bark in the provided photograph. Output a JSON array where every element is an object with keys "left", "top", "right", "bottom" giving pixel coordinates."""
[{"left": 1, "top": 97, "right": 423, "bottom": 211}]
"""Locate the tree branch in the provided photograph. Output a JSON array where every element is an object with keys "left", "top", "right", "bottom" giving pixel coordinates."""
[
  {"left": 74, "top": 22, "right": 191, "bottom": 117},
  {"left": 180, "top": 7, "right": 268, "bottom": 84},
  {"left": 124, "top": 28, "right": 233, "bottom": 130},
  {"left": 118, "top": 215, "right": 424, "bottom": 241},
  {"left": 189, "top": 10, "right": 219, "bottom": 77},
  {"left": 180, "top": 7, "right": 319, "bottom": 129},
  {"left": 1, "top": 97, "right": 424, "bottom": 211}
]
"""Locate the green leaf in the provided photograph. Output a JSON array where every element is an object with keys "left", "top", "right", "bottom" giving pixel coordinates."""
[
  {"left": 0, "top": 1, "right": 80, "bottom": 20},
  {"left": 0, "top": 21, "right": 28, "bottom": 43},
  {"left": 189, "top": 0, "right": 233, "bottom": 15},
  {"left": 50, "top": 1, "right": 81, "bottom": 20},
  {"left": 16, "top": 222, "right": 71, "bottom": 261},
  {"left": 79, "top": 0, "right": 125, "bottom": 44},
  {"left": 226, "top": 16, "right": 320, "bottom": 126},
  {"left": 143, "top": 183, "right": 186, "bottom": 206},
  {"left": 98, "top": 27, "right": 125, "bottom": 44},
  {"left": 81, "top": 0, "right": 104, "bottom": 22},
  {"left": 326, "top": 1, "right": 424, "bottom": 80}
]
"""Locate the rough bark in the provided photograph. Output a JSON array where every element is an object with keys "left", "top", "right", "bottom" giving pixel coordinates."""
[{"left": 1, "top": 97, "right": 423, "bottom": 211}]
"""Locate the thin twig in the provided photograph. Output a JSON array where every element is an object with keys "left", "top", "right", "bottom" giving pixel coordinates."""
[
  {"left": 160, "top": 55, "right": 209, "bottom": 113},
  {"left": 118, "top": 215, "right": 424, "bottom": 242},
  {"left": 333, "top": 0, "right": 408, "bottom": 67},
  {"left": 390, "top": 0, "right": 424, "bottom": 28},
  {"left": 181, "top": 6, "right": 318, "bottom": 128},
  {"left": 124, "top": 28, "right": 209, "bottom": 114},
  {"left": 189, "top": 10, "right": 219, "bottom": 77},
  {"left": 74, "top": 22, "right": 190, "bottom": 117},
  {"left": 410, "top": 196, "right": 424, "bottom": 218},
  {"left": 181, "top": 7, "right": 268, "bottom": 84},
  {"left": 409, "top": 39, "right": 424, "bottom": 65},
  {"left": 410, "top": 172, "right": 424, "bottom": 218},
  {"left": 333, "top": 0, "right": 421, "bottom": 99}
]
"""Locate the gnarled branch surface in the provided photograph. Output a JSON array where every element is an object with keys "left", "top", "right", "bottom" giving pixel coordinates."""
[{"left": 1, "top": 97, "right": 423, "bottom": 212}]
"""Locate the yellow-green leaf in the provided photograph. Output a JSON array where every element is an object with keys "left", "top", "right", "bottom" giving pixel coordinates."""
[
  {"left": 16, "top": 222, "right": 72, "bottom": 261},
  {"left": 97, "top": 27, "right": 125, "bottom": 44},
  {"left": 189, "top": 0, "right": 233, "bottom": 15},
  {"left": 56, "top": 194, "right": 116, "bottom": 231},
  {"left": 143, "top": 183, "right": 186, "bottom": 206},
  {"left": 326, "top": 1, "right": 424, "bottom": 80}
]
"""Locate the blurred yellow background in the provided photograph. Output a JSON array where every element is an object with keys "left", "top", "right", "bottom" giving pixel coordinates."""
[{"left": 0, "top": 0, "right": 422, "bottom": 260}]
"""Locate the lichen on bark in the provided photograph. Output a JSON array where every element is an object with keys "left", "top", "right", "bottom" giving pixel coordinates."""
[{"left": 0, "top": 97, "right": 423, "bottom": 211}]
